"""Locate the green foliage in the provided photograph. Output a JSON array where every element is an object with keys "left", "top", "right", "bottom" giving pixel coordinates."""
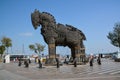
[
  {"left": 107, "top": 22, "right": 120, "bottom": 47},
  {"left": 0, "top": 45, "right": 5, "bottom": 56},
  {"left": 1, "top": 37, "right": 12, "bottom": 48},
  {"left": 1, "top": 37, "right": 12, "bottom": 53},
  {"left": 29, "top": 44, "right": 35, "bottom": 51},
  {"left": 35, "top": 43, "right": 45, "bottom": 54},
  {"left": 29, "top": 43, "right": 45, "bottom": 54}
]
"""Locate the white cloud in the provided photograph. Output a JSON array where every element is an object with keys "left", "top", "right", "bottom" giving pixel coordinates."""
[{"left": 19, "top": 32, "right": 33, "bottom": 37}]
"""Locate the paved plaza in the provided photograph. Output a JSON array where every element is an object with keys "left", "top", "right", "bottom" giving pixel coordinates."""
[{"left": 0, "top": 58, "right": 120, "bottom": 80}]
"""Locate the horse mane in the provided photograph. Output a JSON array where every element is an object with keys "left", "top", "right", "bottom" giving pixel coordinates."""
[
  {"left": 66, "top": 24, "right": 86, "bottom": 40},
  {"left": 42, "top": 12, "right": 56, "bottom": 25},
  {"left": 40, "top": 10, "right": 86, "bottom": 40},
  {"left": 66, "top": 24, "right": 77, "bottom": 31}
]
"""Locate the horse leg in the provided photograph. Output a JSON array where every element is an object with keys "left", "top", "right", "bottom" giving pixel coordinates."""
[
  {"left": 47, "top": 43, "right": 56, "bottom": 65},
  {"left": 74, "top": 45, "right": 81, "bottom": 65},
  {"left": 71, "top": 48, "right": 75, "bottom": 60}
]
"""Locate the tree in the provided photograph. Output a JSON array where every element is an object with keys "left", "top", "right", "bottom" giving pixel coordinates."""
[
  {"left": 0, "top": 45, "right": 5, "bottom": 59},
  {"left": 107, "top": 22, "right": 120, "bottom": 48},
  {"left": 29, "top": 43, "right": 45, "bottom": 58},
  {"left": 35, "top": 43, "right": 45, "bottom": 54},
  {"left": 29, "top": 44, "right": 35, "bottom": 51},
  {"left": 1, "top": 37, "right": 12, "bottom": 54}
]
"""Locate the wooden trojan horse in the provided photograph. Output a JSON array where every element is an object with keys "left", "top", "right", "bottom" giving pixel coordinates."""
[{"left": 31, "top": 9, "right": 86, "bottom": 65}]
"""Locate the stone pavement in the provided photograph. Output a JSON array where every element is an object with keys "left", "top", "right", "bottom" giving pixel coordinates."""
[{"left": 0, "top": 58, "right": 120, "bottom": 80}]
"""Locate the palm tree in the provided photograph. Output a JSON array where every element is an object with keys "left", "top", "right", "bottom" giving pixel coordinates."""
[
  {"left": 0, "top": 45, "right": 5, "bottom": 59},
  {"left": 1, "top": 37, "right": 12, "bottom": 54}
]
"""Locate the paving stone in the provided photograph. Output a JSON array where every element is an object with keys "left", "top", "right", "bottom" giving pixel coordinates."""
[{"left": 0, "top": 58, "right": 120, "bottom": 80}]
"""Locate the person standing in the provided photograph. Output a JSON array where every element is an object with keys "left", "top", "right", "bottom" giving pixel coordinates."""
[
  {"left": 18, "top": 58, "right": 22, "bottom": 66},
  {"left": 65, "top": 57, "right": 69, "bottom": 64},
  {"left": 89, "top": 56, "right": 93, "bottom": 66},
  {"left": 28, "top": 58, "right": 31, "bottom": 64},
  {"left": 97, "top": 56, "right": 101, "bottom": 65},
  {"left": 74, "top": 57, "right": 77, "bottom": 67},
  {"left": 38, "top": 59, "right": 42, "bottom": 68},
  {"left": 24, "top": 60, "right": 29, "bottom": 68},
  {"left": 56, "top": 58, "right": 59, "bottom": 68}
]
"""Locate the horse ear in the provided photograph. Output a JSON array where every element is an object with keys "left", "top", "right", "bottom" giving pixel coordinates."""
[
  {"left": 34, "top": 9, "right": 41, "bottom": 14},
  {"left": 34, "top": 9, "right": 38, "bottom": 12}
]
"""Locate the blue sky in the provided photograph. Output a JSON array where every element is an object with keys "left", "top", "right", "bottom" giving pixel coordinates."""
[{"left": 0, "top": 0, "right": 120, "bottom": 55}]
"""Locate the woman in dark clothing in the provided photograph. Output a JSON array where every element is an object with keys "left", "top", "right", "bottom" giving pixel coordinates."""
[
  {"left": 89, "top": 56, "right": 93, "bottom": 66},
  {"left": 97, "top": 56, "right": 101, "bottom": 65},
  {"left": 56, "top": 58, "right": 59, "bottom": 68},
  {"left": 38, "top": 59, "right": 42, "bottom": 68},
  {"left": 24, "top": 60, "right": 29, "bottom": 68},
  {"left": 18, "top": 58, "right": 22, "bottom": 66}
]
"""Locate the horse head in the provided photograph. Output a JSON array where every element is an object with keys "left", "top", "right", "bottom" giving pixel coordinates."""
[
  {"left": 31, "top": 9, "right": 56, "bottom": 30},
  {"left": 31, "top": 9, "right": 42, "bottom": 29}
]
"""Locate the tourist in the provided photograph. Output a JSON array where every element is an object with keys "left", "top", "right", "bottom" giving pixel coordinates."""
[
  {"left": 18, "top": 58, "right": 22, "bottom": 66},
  {"left": 65, "top": 57, "right": 69, "bottom": 64},
  {"left": 35, "top": 57, "right": 37, "bottom": 63},
  {"left": 24, "top": 60, "right": 29, "bottom": 68},
  {"left": 89, "top": 56, "right": 93, "bottom": 66},
  {"left": 38, "top": 59, "right": 42, "bottom": 68},
  {"left": 74, "top": 57, "right": 77, "bottom": 67},
  {"left": 97, "top": 56, "right": 101, "bottom": 65},
  {"left": 56, "top": 58, "right": 59, "bottom": 68},
  {"left": 28, "top": 58, "right": 31, "bottom": 64},
  {"left": 13, "top": 58, "right": 15, "bottom": 63}
]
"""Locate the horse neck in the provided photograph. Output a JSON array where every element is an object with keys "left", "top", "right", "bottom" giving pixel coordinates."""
[{"left": 41, "top": 21, "right": 56, "bottom": 30}]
